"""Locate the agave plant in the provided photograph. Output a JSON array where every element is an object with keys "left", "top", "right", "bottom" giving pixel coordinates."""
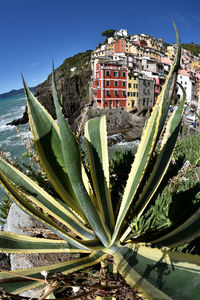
[{"left": 0, "top": 24, "right": 200, "bottom": 299}]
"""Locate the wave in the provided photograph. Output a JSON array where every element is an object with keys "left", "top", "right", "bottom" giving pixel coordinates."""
[
  {"left": 0, "top": 139, "right": 24, "bottom": 150},
  {"left": 0, "top": 106, "right": 25, "bottom": 122},
  {"left": 17, "top": 97, "right": 26, "bottom": 101},
  {"left": 0, "top": 124, "right": 14, "bottom": 132}
]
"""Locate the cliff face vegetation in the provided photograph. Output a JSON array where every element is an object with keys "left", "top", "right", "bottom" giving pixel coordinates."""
[
  {"left": 182, "top": 43, "right": 200, "bottom": 57},
  {"left": 34, "top": 50, "right": 92, "bottom": 119}
]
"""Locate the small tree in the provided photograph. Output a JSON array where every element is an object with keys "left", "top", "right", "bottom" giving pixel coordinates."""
[{"left": 101, "top": 29, "right": 116, "bottom": 39}]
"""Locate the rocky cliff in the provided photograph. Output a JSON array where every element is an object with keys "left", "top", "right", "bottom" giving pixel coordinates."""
[{"left": 34, "top": 50, "right": 93, "bottom": 119}]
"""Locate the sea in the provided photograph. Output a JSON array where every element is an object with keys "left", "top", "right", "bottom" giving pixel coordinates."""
[
  {"left": 0, "top": 94, "right": 140, "bottom": 203},
  {"left": 0, "top": 94, "right": 30, "bottom": 202}
]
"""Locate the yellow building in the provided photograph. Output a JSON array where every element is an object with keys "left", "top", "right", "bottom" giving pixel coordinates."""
[
  {"left": 129, "top": 44, "right": 161, "bottom": 61},
  {"left": 165, "top": 45, "right": 177, "bottom": 58},
  {"left": 192, "top": 61, "right": 200, "bottom": 70},
  {"left": 125, "top": 40, "right": 134, "bottom": 53},
  {"left": 127, "top": 72, "right": 139, "bottom": 111}
]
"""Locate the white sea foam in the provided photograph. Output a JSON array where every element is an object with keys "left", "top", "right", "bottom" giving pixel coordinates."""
[
  {"left": 0, "top": 124, "right": 14, "bottom": 132},
  {"left": 21, "top": 130, "right": 32, "bottom": 140}
]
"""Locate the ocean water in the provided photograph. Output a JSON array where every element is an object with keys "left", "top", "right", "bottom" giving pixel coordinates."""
[
  {"left": 0, "top": 94, "right": 31, "bottom": 201},
  {"left": 0, "top": 94, "right": 140, "bottom": 203}
]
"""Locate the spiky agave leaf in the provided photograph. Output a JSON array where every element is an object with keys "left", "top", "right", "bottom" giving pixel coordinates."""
[
  {"left": 0, "top": 22, "right": 199, "bottom": 300},
  {"left": 112, "top": 243, "right": 200, "bottom": 300},
  {"left": 112, "top": 21, "right": 181, "bottom": 244}
]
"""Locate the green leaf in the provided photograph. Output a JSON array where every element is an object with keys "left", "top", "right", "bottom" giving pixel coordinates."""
[
  {"left": 0, "top": 231, "right": 90, "bottom": 254},
  {"left": 51, "top": 70, "right": 111, "bottom": 247},
  {"left": 85, "top": 116, "right": 115, "bottom": 232},
  {"left": 112, "top": 243, "right": 200, "bottom": 300},
  {"left": 0, "top": 250, "right": 105, "bottom": 294},
  {"left": 0, "top": 170, "right": 92, "bottom": 251},
  {"left": 133, "top": 86, "right": 186, "bottom": 221},
  {"left": 149, "top": 205, "right": 200, "bottom": 248},
  {"left": 0, "top": 158, "right": 95, "bottom": 241},
  {"left": 23, "top": 78, "right": 84, "bottom": 218},
  {"left": 112, "top": 22, "right": 181, "bottom": 244}
]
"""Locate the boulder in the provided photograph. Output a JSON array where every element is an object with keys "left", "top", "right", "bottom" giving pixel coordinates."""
[{"left": 5, "top": 203, "right": 74, "bottom": 297}]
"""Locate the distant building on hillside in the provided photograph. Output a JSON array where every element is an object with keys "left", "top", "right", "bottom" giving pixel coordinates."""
[
  {"left": 114, "top": 29, "right": 128, "bottom": 38},
  {"left": 177, "top": 70, "right": 196, "bottom": 104}
]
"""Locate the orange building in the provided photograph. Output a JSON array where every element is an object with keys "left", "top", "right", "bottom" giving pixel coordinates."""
[{"left": 111, "top": 39, "right": 126, "bottom": 55}]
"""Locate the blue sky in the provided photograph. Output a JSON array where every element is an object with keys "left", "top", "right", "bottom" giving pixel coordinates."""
[{"left": 0, "top": 0, "right": 200, "bottom": 93}]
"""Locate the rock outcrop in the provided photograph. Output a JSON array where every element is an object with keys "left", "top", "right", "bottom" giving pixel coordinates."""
[
  {"left": 70, "top": 106, "right": 145, "bottom": 142},
  {"left": 34, "top": 51, "right": 93, "bottom": 120},
  {"left": 7, "top": 107, "right": 28, "bottom": 126}
]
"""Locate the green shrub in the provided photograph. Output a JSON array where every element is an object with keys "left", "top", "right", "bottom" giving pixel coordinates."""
[
  {"left": 173, "top": 133, "right": 200, "bottom": 165},
  {"left": 0, "top": 194, "right": 12, "bottom": 225}
]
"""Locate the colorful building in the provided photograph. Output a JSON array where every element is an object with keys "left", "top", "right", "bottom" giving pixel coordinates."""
[
  {"left": 92, "top": 59, "right": 127, "bottom": 109},
  {"left": 177, "top": 70, "right": 195, "bottom": 104},
  {"left": 111, "top": 38, "right": 126, "bottom": 56},
  {"left": 154, "top": 77, "right": 165, "bottom": 103},
  {"left": 138, "top": 75, "right": 154, "bottom": 109},
  {"left": 127, "top": 72, "right": 139, "bottom": 111}
]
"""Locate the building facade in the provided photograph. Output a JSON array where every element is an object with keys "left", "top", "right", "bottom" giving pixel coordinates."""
[
  {"left": 138, "top": 75, "right": 154, "bottom": 109},
  {"left": 92, "top": 59, "right": 127, "bottom": 109},
  {"left": 127, "top": 71, "right": 139, "bottom": 111}
]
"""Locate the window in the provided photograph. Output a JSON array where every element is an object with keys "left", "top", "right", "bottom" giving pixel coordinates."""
[
  {"left": 106, "top": 70, "right": 110, "bottom": 76},
  {"left": 109, "top": 100, "right": 112, "bottom": 109},
  {"left": 114, "top": 90, "right": 118, "bottom": 96},
  {"left": 123, "top": 81, "right": 126, "bottom": 87},
  {"left": 132, "top": 100, "right": 135, "bottom": 108},
  {"left": 129, "top": 75, "right": 132, "bottom": 80},
  {"left": 106, "top": 90, "right": 110, "bottom": 96},
  {"left": 143, "top": 98, "right": 146, "bottom": 106},
  {"left": 128, "top": 92, "right": 130, "bottom": 97},
  {"left": 115, "top": 81, "right": 118, "bottom": 86},
  {"left": 134, "top": 76, "right": 137, "bottom": 80},
  {"left": 148, "top": 81, "right": 150, "bottom": 86},
  {"left": 134, "top": 84, "right": 138, "bottom": 88},
  {"left": 116, "top": 100, "right": 119, "bottom": 108},
  {"left": 114, "top": 71, "right": 117, "bottom": 77},
  {"left": 123, "top": 91, "right": 126, "bottom": 97},
  {"left": 133, "top": 92, "right": 136, "bottom": 97},
  {"left": 123, "top": 72, "right": 126, "bottom": 77},
  {"left": 106, "top": 80, "right": 110, "bottom": 86},
  {"left": 128, "top": 83, "right": 131, "bottom": 88}
]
